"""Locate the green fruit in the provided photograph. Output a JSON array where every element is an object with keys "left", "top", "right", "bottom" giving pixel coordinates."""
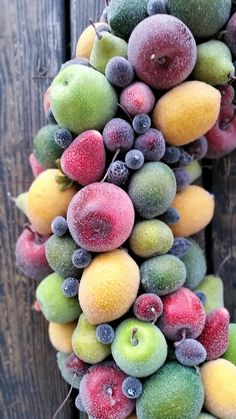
[
  {"left": 14, "top": 191, "right": 28, "bottom": 216},
  {"left": 195, "top": 275, "right": 224, "bottom": 314},
  {"left": 222, "top": 323, "right": 236, "bottom": 366},
  {"left": 185, "top": 160, "right": 202, "bottom": 184},
  {"left": 129, "top": 220, "right": 173, "bottom": 259},
  {"left": 45, "top": 234, "right": 82, "bottom": 278},
  {"left": 197, "top": 415, "right": 217, "bottom": 419},
  {"left": 140, "top": 254, "right": 186, "bottom": 296},
  {"left": 107, "top": 0, "right": 149, "bottom": 40},
  {"left": 111, "top": 318, "right": 167, "bottom": 378},
  {"left": 33, "top": 125, "right": 62, "bottom": 169},
  {"left": 180, "top": 238, "right": 206, "bottom": 289},
  {"left": 136, "top": 362, "right": 204, "bottom": 418},
  {"left": 36, "top": 272, "right": 81, "bottom": 323},
  {"left": 193, "top": 41, "right": 235, "bottom": 86},
  {"left": 72, "top": 313, "right": 111, "bottom": 364},
  {"left": 90, "top": 32, "right": 128, "bottom": 74},
  {"left": 128, "top": 162, "right": 176, "bottom": 219},
  {"left": 50, "top": 65, "right": 117, "bottom": 134},
  {"left": 56, "top": 352, "right": 81, "bottom": 389},
  {"left": 167, "top": 0, "right": 231, "bottom": 38}
]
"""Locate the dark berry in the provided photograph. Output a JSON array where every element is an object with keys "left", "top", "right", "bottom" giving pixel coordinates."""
[
  {"left": 175, "top": 339, "right": 207, "bottom": 367},
  {"left": 46, "top": 108, "right": 57, "bottom": 124},
  {"left": 133, "top": 293, "right": 163, "bottom": 323},
  {"left": 62, "top": 277, "right": 80, "bottom": 297},
  {"left": 125, "top": 149, "right": 144, "bottom": 170},
  {"left": 72, "top": 248, "right": 92, "bottom": 269},
  {"left": 132, "top": 114, "right": 151, "bottom": 134},
  {"left": 159, "top": 207, "right": 180, "bottom": 224},
  {"left": 169, "top": 237, "right": 192, "bottom": 258},
  {"left": 178, "top": 149, "right": 193, "bottom": 166},
  {"left": 75, "top": 394, "right": 86, "bottom": 412},
  {"left": 54, "top": 127, "right": 73, "bottom": 149},
  {"left": 184, "top": 137, "right": 208, "bottom": 160},
  {"left": 61, "top": 58, "right": 90, "bottom": 70},
  {"left": 173, "top": 168, "right": 190, "bottom": 191},
  {"left": 107, "top": 160, "right": 129, "bottom": 186},
  {"left": 162, "top": 146, "right": 181, "bottom": 164},
  {"left": 51, "top": 216, "right": 68, "bottom": 236},
  {"left": 134, "top": 128, "right": 165, "bottom": 161},
  {"left": 103, "top": 118, "right": 135, "bottom": 152},
  {"left": 194, "top": 291, "right": 207, "bottom": 305},
  {"left": 147, "top": 0, "right": 167, "bottom": 15},
  {"left": 122, "top": 377, "right": 143, "bottom": 399},
  {"left": 96, "top": 324, "right": 115, "bottom": 344},
  {"left": 105, "top": 57, "right": 134, "bottom": 88},
  {"left": 65, "top": 353, "right": 88, "bottom": 376}
]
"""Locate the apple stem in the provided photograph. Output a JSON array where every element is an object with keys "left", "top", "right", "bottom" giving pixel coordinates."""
[
  {"left": 117, "top": 103, "right": 132, "bottom": 122},
  {"left": 150, "top": 306, "right": 158, "bottom": 324},
  {"left": 52, "top": 373, "right": 76, "bottom": 419},
  {"left": 101, "top": 148, "right": 121, "bottom": 182},
  {"left": 217, "top": 253, "right": 231, "bottom": 276},
  {"left": 150, "top": 54, "right": 167, "bottom": 65},
  {"left": 89, "top": 19, "right": 103, "bottom": 40},
  {"left": 131, "top": 327, "right": 138, "bottom": 346},
  {"left": 174, "top": 329, "right": 186, "bottom": 348},
  {"left": 23, "top": 223, "right": 44, "bottom": 244},
  {"left": 106, "top": 386, "right": 113, "bottom": 396}
]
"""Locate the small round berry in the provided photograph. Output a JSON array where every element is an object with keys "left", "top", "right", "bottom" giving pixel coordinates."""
[
  {"left": 46, "top": 108, "right": 57, "bottom": 124},
  {"left": 96, "top": 324, "right": 115, "bottom": 344},
  {"left": 159, "top": 207, "right": 180, "bottom": 224},
  {"left": 173, "top": 168, "right": 190, "bottom": 191},
  {"left": 62, "top": 277, "right": 80, "bottom": 297},
  {"left": 122, "top": 377, "right": 143, "bottom": 399},
  {"left": 162, "top": 146, "right": 181, "bottom": 164},
  {"left": 132, "top": 114, "right": 151, "bottom": 134},
  {"left": 125, "top": 149, "right": 144, "bottom": 170},
  {"left": 133, "top": 293, "right": 163, "bottom": 323},
  {"left": 107, "top": 160, "right": 129, "bottom": 186},
  {"left": 75, "top": 394, "right": 86, "bottom": 412},
  {"left": 185, "top": 137, "right": 208, "bottom": 160},
  {"left": 168, "top": 237, "right": 192, "bottom": 258},
  {"left": 51, "top": 216, "right": 68, "bottom": 236},
  {"left": 54, "top": 127, "right": 73, "bottom": 149},
  {"left": 175, "top": 339, "right": 207, "bottom": 367},
  {"left": 147, "top": 0, "right": 167, "bottom": 15},
  {"left": 194, "top": 291, "right": 207, "bottom": 305},
  {"left": 103, "top": 118, "right": 135, "bottom": 152},
  {"left": 134, "top": 129, "right": 165, "bottom": 161},
  {"left": 105, "top": 57, "right": 134, "bottom": 88},
  {"left": 72, "top": 248, "right": 92, "bottom": 269},
  {"left": 178, "top": 149, "right": 193, "bottom": 166}
]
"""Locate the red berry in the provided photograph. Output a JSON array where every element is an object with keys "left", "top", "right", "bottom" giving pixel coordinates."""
[
  {"left": 120, "top": 82, "right": 155, "bottom": 117},
  {"left": 133, "top": 293, "right": 163, "bottom": 323}
]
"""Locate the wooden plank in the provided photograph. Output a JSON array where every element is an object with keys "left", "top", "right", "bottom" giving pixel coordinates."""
[
  {"left": 211, "top": 152, "right": 236, "bottom": 321},
  {"left": 0, "top": 1, "right": 74, "bottom": 418}
]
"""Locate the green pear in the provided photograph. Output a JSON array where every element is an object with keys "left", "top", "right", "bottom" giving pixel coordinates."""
[
  {"left": 193, "top": 40, "right": 235, "bottom": 85},
  {"left": 222, "top": 323, "right": 236, "bottom": 366},
  {"left": 195, "top": 275, "right": 224, "bottom": 314},
  {"left": 72, "top": 313, "right": 111, "bottom": 364},
  {"left": 12, "top": 191, "right": 28, "bottom": 216},
  {"left": 181, "top": 238, "right": 206, "bottom": 289},
  {"left": 90, "top": 30, "right": 128, "bottom": 74}
]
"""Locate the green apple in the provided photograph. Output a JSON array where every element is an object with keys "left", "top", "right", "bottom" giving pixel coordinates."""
[
  {"left": 111, "top": 318, "right": 167, "bottom": 377},
  {"left": 222, "top": 323, "right": 236, "bottom": 366},
  {"left": 50, "top": 65, "right": 117, "bottom": 134}
]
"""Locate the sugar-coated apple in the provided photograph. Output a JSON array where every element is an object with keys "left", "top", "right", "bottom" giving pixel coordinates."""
[
  {"left": 111, "top": 318, "right": 167, "bottom": 377},
  {"left": 50, "top": 65, "right": 117, "bottom": 134},
  {"left": 67, "top": 183, "right": 135, "bottom": 252}
]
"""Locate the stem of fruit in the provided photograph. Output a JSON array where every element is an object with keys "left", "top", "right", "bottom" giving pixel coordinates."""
[
  {"left": 89, "top": 19, "right": 103, "bottom": 40},
  {"left": 217, "top": 253, "right": 231, "bottom": 276},
  {"left": 131, "top": 327, "right": 138, "bottom": 346},
  {"left": 117, "top": 103, "right": 132, "bottom": 122},
  {"left": 150, "top": 306, "right": 158, "bottom": 324},
  {"left": 101, "top": 148, "right": 121, "bottom": 182},
  {"left": 23, "top": 223, "right": 44, "bottom": 244},
  {"left": 174, "top": 329, "right": 186, "bottom": 348},
  {"left": 52, "top": 373, "right": 76, "bottom": 419},
  {"left": 150, "top": 54, "right": 167, "bottom": 65}
]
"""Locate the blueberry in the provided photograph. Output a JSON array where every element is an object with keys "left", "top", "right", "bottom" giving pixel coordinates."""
[
  {"left": 175, "top": 339, "right": 207, "bottom": 367},
  {"left": 125, "top": 149, "right": 144, "bottom": 170},
  {"left": 159, "top": 207, "right": 180, "bottom": 224},
  {"left": 105, "top": 57, "right": 134, "bottom": 87},
  {"left": 178, "top": 149, "right": 193, "bottom": 166},
  {"left": 72, "top": 248, "right": 92, "bottom": 269},
  {"left": 194, "top": 291, "right": 207, "bottom": 305},
  {"left": 132, "top": 114, "right": 151, "bottom": 134},
  {"left": 107, "top": 160, "right": 129, "bottom": 186},
  {"left": 122, "top": 377, "right": 143, "bottom": 399},
  {"left": 75, "top": 394, "right": 86, "bottom": 412},
  {"left": 169, "top": 237, "right": 192, "bottom": 258},
  {"left": 62, "top": 277, "right": 80, "bottom": 297},
  {"left": 184, "top": 137, "right": 208, "bottom": 160},
  {"left": 162, "top": 146, "right": 181, "bottom": 164},
  {"left": 173, "top": 168, "right": 190, "bottom": 191},
  {"left": 51, "top": 216, "right": 68, "bottom": 236},
  {"left": 147, "top": 0, "right": 167, "bottom": 15},
  {"left": 54, "top": 128, "right": 73, "bottom": 149},
  {"left": 46, "top": 108, "right": 57, "bottom": 124},
  {"left": 96, "top": 324, "right": 115, "bottom": 344}
]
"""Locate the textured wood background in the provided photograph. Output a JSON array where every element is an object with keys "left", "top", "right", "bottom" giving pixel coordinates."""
[{"left": 0, "top": 1, "right": 235, "bottom": 418}]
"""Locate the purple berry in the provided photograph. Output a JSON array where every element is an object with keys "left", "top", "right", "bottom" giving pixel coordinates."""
[
  {"left": 96, "top": 324, "right": 115, "bottom": 344},
  {"left": 54, "top": 127, "right": 73, "bottom": 149},
  {"left": 162, "top": 146, "right": 181, "bottom": 164},
  {"left": 147, "top": 0, "right": 167, "bottom": 15},
  {"left": 194, "top": 291, "right": 207, "bottom": 305},
  {"left": 173, "top": 168, "right": 190, "bottom": 191},
  {"left": 122, "top": 377, "right": 143, "bottom": 399},
  {"left": 169, "top": 237, "right": 192, "bottom": 258},
  {"left": 159, "top": 207, "right": 180, "bottom": 225},
  {"left": 175, "top": 338, "right": 207, "bottom": 367},
  {"left": 185, "top": 137, "right": 208, "bottom": 160},
  {"left": 51, "top": 216, "right": 68, "bottom": 236},
  {"left": 107, "top": 160, "right": 129, "bottom": 186},
  {"left": 72, "top": 248, "right": 92, "bottom": 269},
  {"left": 105, "top": 57, "right": 134, "bottom": 88},
  {"left": 125, "top": 149, "right": 144, "bottom": 170},
  {"left": 134, "top": 129, "right": 165, "bottom": 161},
  {"left": 62, "top": 277, "right": 80, "bottom": 297},
  {"left": 178, "top": 149, "right": 193, "bottom": 166},
  {"left": 103, "top": 118, "right": 135, "bottom": 152},
  {"left": 132, "top": 114, "right": 151, "bottom": 134}
]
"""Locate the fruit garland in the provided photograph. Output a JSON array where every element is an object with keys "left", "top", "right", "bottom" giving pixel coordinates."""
[{"left": 14, "top": 0, "right": 236, "bottom": 418}]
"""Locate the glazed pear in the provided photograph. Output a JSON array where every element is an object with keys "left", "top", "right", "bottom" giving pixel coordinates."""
[
  {"left": 195, "top": 275, "right": 224, "bottom": 314},
  {"left": 90, "top": 30, "right": 128, "bottom": 74}
]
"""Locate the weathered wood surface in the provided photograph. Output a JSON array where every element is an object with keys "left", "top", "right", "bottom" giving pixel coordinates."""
[{"left": 0, "top": 0, "right": 236, "bottom": 418}]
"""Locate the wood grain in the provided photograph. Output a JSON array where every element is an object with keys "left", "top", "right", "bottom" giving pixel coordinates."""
[{"left": 0, "top": 1, "right": 73, "bottom": 418}]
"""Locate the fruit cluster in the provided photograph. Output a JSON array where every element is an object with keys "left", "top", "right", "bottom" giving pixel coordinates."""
[{"left": 15, "top": 0, "right": 236, "bottom": 418}]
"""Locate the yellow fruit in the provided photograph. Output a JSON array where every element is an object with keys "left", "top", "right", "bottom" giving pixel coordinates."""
[
  {"left": 76, "top": 23, "right": 110, "bottom": 59},
  {"left": 27, "top": 169, "right": 76, "bottom": 235},
  {"left": 79, "top": 249, "right": 140, "bottom": 325},
  {"left": 48, "top": 321, "right": 76, "bottom": 353},
  {"left": 201, "top": 359, "right": 236, "bottom": 419},
  {"left": 170, "top": 185, "right": 214, "bottom": 237},
  {"left": 152, "top": 81, "right": 221, "bottom": 146}
]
